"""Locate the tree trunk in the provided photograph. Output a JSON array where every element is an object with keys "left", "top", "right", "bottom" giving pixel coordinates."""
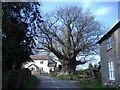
[{"left": 60, "top": 59, "right": 76, "bottom": 74}]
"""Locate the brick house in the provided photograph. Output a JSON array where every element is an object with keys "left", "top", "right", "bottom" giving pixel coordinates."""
[{"left": 98, "top": 21, "right": 120, "bottom": 86}]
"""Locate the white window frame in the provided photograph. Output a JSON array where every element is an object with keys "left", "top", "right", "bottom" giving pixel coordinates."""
[
  {"left": 106, "top": 36, "right": 112, "bottom": 50},
  {"left": 108, "top": 61, "right": 115, "bottom": 80}
]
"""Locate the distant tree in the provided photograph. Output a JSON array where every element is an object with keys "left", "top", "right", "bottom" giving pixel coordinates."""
[
  {"left": 37, "top": 6, "right": 105, "bottom": 74},
  {"left": 88, "top": 63, "right": 94, "bottom": 70},
  {"left": 2, "top": 2, "right": 42, "bottom": 71},
  {"left": 93, "top": 62, "right": 101, "bottom": 79},
  {"left": 87, "top": 63, "right": 94, "bottom": 77}
]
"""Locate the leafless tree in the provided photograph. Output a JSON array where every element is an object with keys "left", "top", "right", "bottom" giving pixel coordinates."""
[{"left": 37, "top": 6, "right": 105, "bottom": 74}]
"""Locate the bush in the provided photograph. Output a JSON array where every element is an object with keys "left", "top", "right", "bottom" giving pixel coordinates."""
[
  {"left": 57, "top": 74, "right": 70, "bottom": 80},
  {"left": 2, "top": 68, "right": 32, "bottom": 89},
  {"left": 50, "top": 72, "right": 80, "bottom": 80},
  {"left": 16, "top": 68, "right": 31, "bottom": 88},
  {"left": 2, "top": 70, "right": 19, "bottom": 88},
  {"left": 21, "top": 68, "right": 31, "bottom": 77},
  {"left": 25, "top": 75, "right": 39, "bottom": 89},
  {"left": 50, "top": 72, "right": 58, "bottom": 78}
]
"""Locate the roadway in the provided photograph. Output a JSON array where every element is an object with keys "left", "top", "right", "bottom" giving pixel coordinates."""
[{"left": 34, "top": 74, "right": 82, "bottom": 90}]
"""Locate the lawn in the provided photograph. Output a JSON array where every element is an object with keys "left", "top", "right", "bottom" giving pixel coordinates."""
[
  {"left": 50, "top": 72, "right": 120, "bottom": 90},
  {"left": 78, "top": 78, "right": 120, "bottom": 90}
]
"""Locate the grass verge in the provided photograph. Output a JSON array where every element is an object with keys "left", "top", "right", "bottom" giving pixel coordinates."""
[
  {"left": 78, "top": 78, "right": 102, "bottom": 88},
  {"left": 25, "top": 75, "right": 39, "bottom": 90},
  {"left": 50, "top": 73, "right": 70, "bottom": 80},
  {"left": 50, "top": 72, "right": 120, "bottom": 90}
]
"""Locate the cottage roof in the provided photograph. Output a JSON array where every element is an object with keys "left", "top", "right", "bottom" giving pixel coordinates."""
[
  {"left": 48, "top": 59, "right": 56, "bottom": 67},
  {"left": 30, "top": 54, "right": 57, "bottom": 67},
  {"left": 28, "top": 64, "right": 39, "bottom": 68},
  {"left": 30, "top": 55, "right": 49, "bottom": 60},
  {"left": 48, "top": 63, "right": 56, "bottom": 67},
  {"left": 97, "top": 21, "right": 120, "bottom": 44}
]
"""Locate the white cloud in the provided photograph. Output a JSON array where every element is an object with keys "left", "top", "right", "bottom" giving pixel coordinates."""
[
  {"left": 81, "top": 1, "right": 92, "bottom": 9},
  {"left": 95, "top": 7, "right": 112, "bottom": 15},
  {"left": 43, "top": 0, "right": 119, "bottom": 2}
]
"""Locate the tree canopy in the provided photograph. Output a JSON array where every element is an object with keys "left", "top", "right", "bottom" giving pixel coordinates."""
[
  {"left": 37, "top": 6, "right": 105, "bottom": 74},
  {"left": 2, "top": 2, "right": 42, "bottom": 71}
]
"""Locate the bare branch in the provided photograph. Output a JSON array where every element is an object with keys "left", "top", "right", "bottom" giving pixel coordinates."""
[{"left": 37, "top": 6, "right": 104, "bottom": 67}]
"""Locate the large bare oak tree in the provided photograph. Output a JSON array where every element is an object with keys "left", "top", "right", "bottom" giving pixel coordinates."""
[{"left": 37, "top": 6, "right": 104, "bottom": 74}]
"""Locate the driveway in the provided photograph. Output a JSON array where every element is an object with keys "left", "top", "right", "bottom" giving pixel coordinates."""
[{"left": 34, "top": 74, "right": 82, "bottom": 90}]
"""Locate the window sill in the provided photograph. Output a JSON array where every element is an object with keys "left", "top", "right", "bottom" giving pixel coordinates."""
[
  {"left": 109, "top": 80, "right": 115, "bottom": 83},
  {"left": 106, "top": 48, "right": 112, "bottom": 52}
]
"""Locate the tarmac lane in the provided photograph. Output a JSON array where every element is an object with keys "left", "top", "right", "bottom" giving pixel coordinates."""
[{"left": 34, "top": 74, "right": 82, "bottom": 90}]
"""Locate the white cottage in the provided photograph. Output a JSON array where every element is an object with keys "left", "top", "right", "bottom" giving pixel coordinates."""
[{"left": 24, "top": 52, "right": 56, "bottom": 74}]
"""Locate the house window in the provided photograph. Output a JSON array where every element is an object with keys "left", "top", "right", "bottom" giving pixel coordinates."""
[
  {"left": 31, "top": 67, "right": 35, "bottom": 71},
  {"left": 106, "top": 36, "right": 112, "bottom": 50},
  {"left": 40, "top": 67, "right": 43, "bottom": 70},
  {"left": 40, "top": 61, "right": 43, "bottom": 64},
  {"left": 108, "top": 61, "right": 115, "bottom": 80}
]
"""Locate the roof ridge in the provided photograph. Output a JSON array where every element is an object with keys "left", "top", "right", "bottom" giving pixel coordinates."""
[{"left": 97, "top": 21, "right": 120, "bottom": 44}]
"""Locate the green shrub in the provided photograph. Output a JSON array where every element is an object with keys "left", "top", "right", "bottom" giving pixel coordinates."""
[
  {"left": 50, "top": 73, "right": 58, "bottom": 78},
  {"left": 79, "top": 78, "right": 102, "bottom": 88},
  {"left": 2, "top": 68, "right": 32, "bottom": 89},
  {"left": 57, "top": 74, "right": 70, "bottom": 80},
  {"left": 21, "top": 68, "right": 31, "bottom": 77},
  {"left": 25, "top": 75, "right": 39, "bottom": 89},
  {"left": 2, "top": 70, "right": 19, "bottom": 88},
  {"left": 50, "top": 72, "right": 80, "bottom": 80}
]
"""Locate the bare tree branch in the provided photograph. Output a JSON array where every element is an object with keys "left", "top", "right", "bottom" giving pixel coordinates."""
[{"left": 36, "top": 6, "right": 105, "bottom": 73}]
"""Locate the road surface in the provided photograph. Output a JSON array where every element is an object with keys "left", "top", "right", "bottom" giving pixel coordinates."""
[{"left": 34, "top": 74, "right": 82, "bottom": 90}]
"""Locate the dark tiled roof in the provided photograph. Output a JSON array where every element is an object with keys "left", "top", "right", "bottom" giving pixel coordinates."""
[
  {"left": 28, "top": 64, "right": 39, "bottom": 68},
  {"left": 98, "top": 21, "right": 120, "bottom": 44},
  {"left": 48, "top": 58, "right": 56, "bottom": 67},
  {"left": 48, "top": 63, "right": 56, "bottom": 67},
  {"left": 30, "top": 55, "right": 49, "bottom": 60}
]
